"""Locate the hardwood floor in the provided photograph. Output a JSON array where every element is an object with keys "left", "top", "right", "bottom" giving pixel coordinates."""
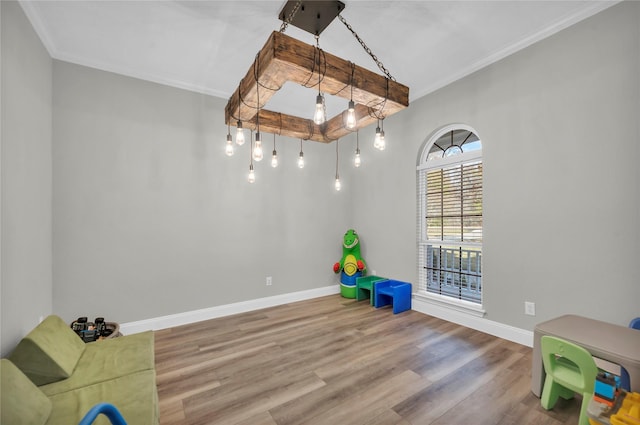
[{"left": 154, "top": 295, "right": 581, "bottom": 425}]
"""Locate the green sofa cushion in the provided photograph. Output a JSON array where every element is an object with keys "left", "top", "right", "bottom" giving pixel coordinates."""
[
  {"left": 1, "top": 359, "right": 52, "bottom": 425},
  {"left": 39, "top": 331, "right": 155, "bottom": 396},
  {"left": 8, "top": 315, "right": 86, "bottom": 385},
  {"left": 46, "top": 370, "right": 159, "bottom": 425}
]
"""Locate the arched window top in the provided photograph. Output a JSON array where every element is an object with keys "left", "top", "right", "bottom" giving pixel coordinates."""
[
  {"left": 426, "top": 129, "right": 481, "bottom": 162},
  {"left": 418, "top": 124, "right": 482, "bottom": 166}
]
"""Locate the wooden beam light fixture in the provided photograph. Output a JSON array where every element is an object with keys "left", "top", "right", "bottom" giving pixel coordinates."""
[{"left": 224, "top": 2, "right": 410, "bottom": 144}]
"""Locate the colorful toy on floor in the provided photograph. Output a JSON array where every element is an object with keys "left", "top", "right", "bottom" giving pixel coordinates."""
[
  {"left": 333, "top": 229, "right": 366, "bottom": 298},
  {"left": 356, "top": 275, "right": 387, "bottom": 305},
  {"left": 594, "top": 371, "right": 621, "bottom": 407},
  {"left": 374, "top": 279, "right": 412, "bottom": 314}
]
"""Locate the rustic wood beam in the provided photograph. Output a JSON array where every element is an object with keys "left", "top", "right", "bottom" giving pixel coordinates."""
[
  {"left": 241, "top": 103, "right": 377, "bottom": 143},
  {"left": 243, "top": 110, "right": 324, "bottom": 142},
  {"left": 224, "top": 31, "right": 409, "bottom": 143}
]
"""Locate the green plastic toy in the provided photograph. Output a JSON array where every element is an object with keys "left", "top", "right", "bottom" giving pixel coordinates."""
[{"left": 333, "top": 229, "right": 367, "bottom": 298}]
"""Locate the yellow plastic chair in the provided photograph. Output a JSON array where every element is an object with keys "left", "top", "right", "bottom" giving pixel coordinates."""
[{"left": 540, "top": 335, "right": 599, "bottom": 425}]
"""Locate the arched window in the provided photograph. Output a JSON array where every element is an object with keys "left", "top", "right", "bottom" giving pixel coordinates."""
[{"left": 417, "top": 124, "right": 484, "bottom": 314}]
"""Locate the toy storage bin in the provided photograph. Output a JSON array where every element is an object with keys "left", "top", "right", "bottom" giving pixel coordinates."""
[
  {"left": 611, "top": 392, "right": 640, "bottom": 425},
  {"left": 588, "top": 392, "right": 640, "bottom": 425}
]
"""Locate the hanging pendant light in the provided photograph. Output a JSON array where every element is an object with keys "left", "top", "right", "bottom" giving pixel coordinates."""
[
  {"left": 225, "top": 123, "right": 234, "bottom": 156},
  {"left": 312, "top": 39, "right": 326, "bottom": 125},
  {"left": 236, "top": 121, "right": 245, "bottom": 146},
  {"left": 378, "top": 119, "right": 386, "bottom": 151},
  {"left": 346, "top": 100, "right": 356, "bottom": 129},
  {"left": 297, "top": 139, "right": 305, "bottom": 169},
  {"left": 236, "top": 90, "right": 245, "bottom": 145},
  {"left": 314, "top": 94, "right": 325, "bottom": 125},
  {"left": 252, "top": 72, "right": 263, "bottom": 161},
  {"left": 225, "top": 135, "right": 234, "bottom": 156},
  {"left": 335, "top": 139, "right": 341, "bottom": 191},
  {"left": 374, "top": 120, "right": 382, "bottom": 150},
  {"left": 354, "top": 130, "right": 361, "bottom": 167},
  {"left": 248, "top": 130, "right": 255, "bottom": 183},
  {"left": 376, "top": 78, "right": 388, "bottom": 151},
  {"left": 346, "top": 64, "right": 356, "bottom": 129},
  {"left": 373, "top": 119, "right": 386, "bottom": 151},
  {"left": 271, "top": 133, "right": 278, "bottom": 168},
  {"left": 253, "top": 132, "right": 263, "bottom": 161}
]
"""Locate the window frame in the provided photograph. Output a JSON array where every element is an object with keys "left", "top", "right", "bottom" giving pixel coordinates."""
[{"left": 416, "top": 124, "right": 485, "bottom": 317}]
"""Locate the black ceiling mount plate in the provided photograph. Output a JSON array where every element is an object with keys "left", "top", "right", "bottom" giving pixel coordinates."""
[{"left": 278, "top": 1, "right": 346, "bottom": 36}]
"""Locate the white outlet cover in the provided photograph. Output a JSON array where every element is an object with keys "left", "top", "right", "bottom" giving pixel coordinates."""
[{"left": 525, "top": 302, "right": 536, "bottom": 316}]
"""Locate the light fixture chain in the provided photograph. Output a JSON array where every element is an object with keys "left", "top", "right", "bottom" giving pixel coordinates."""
[
  {"left": 337, "top": 14, "right": 395, "bottom": 82},
  {"left": 279, "top": 0, "right": 303, "bottom": 33}
]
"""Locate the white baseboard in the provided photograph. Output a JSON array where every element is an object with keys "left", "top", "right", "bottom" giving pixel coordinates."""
[
  {"left": 120, "top": 285, "right": 340, "bottom": 335},
  {"left": 120, "top": 285, "right": 532, "bottom": 348},
  {"left": 412, "top": 296, "right": 534, "bottom": 347}
]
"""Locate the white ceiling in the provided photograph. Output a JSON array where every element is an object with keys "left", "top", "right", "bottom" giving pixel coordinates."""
[{"left": 20, "top": 0, "right": 617, "bottom": 117}]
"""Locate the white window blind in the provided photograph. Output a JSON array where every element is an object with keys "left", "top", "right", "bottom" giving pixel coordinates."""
[
  {"left": 418, "top": 145, "right": 483, "bottom": 305},
  {"left": 426, "top": 161, "right": 482, "bottom": 243}
]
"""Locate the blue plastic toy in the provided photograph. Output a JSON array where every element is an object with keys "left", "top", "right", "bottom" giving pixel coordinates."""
[{"left": 374, "top": 280, "right": 412, "bottom": 314}]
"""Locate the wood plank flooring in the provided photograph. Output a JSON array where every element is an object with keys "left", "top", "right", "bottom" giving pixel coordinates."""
[{"left": 154, "top": 295, "right": 582, "bottom": 425}]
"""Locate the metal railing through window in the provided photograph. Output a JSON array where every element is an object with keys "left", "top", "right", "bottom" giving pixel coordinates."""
[{"left": 424, "top": 244, "right": 482, "bottom": 303}]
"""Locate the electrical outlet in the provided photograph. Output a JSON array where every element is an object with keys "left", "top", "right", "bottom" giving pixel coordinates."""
[
  {"left": 266, "top": 276, "right": 272, "bottom": 286},
  {"left": 525, "top": 301, "right": 536, "bottom": 316}
]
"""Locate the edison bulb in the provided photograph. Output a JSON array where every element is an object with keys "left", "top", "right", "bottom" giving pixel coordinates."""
[
  {"left": 271, "top": 151, "right": 278, "bottom": 168},
  {"left": 297, "top": 152, "right": 305, "bottom": 169},
  {"left": 354, "top": 149, "right": 361, "bottom": 167},
  {"left": 346, "top": 100, "right": 356, "bottom": 129},
  {"left": 248, "top": 165, "right": 255, "bottom": 183},
  {"left": 374, "top": 127, "right": 382, "bottom": 150},
  {"left": 313, "top": 94, "right": 325, "bottom": 125},
  {"left": 236, "top": 123, "right": 245, "bottom": 146},
  {"left": 253, "top": 135, "right": 263, "bottom": 162},
  {"left": 378, "top": 131, "right": 386, "bottom": 151},
  {"left": 225, "top": 134, "right": 234, "bottom": 156},
  {"left": 335, "top": 177, "right": 342, "bottom": 191}
]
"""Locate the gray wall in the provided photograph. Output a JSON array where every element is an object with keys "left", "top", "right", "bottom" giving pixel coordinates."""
[
  {"left": 354, "top": 1, "right": 640, "bottom": 330},
  {"left": 1, "top": 1, "right": 53, "bottom": 356},
  {"left": 52, "top": 61, "right": 352, "bottom": 323}
]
